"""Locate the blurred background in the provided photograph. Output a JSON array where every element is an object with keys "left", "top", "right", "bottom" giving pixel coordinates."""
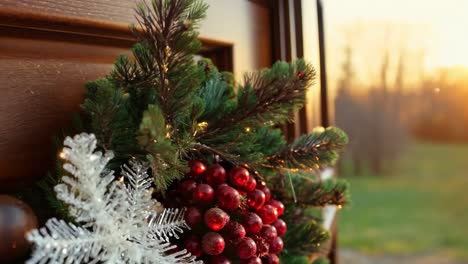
[{"left": 302, "top": 0, "right": 468, "bottom": 263}]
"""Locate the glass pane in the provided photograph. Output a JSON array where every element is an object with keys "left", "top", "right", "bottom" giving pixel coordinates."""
[{"left": 305, "top": 0, "right": 468, "bottom": 262}]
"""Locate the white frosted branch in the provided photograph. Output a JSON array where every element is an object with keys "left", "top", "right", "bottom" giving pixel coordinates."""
[{"left": 27, "top": 133, "right": 200, "bottom": 264}]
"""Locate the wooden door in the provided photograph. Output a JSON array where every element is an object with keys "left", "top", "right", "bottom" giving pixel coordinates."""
[{"left": 0, "top": 0, "right": 271, "bottom": 190}]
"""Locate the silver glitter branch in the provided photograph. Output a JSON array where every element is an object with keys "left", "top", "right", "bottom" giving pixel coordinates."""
[{"left": 26, "top": 133, "right": 201, "bottom": 264}]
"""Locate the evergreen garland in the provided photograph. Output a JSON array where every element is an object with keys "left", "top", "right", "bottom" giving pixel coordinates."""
[{"left": 33, "top": 0, "right": 350, "bottom": 262}]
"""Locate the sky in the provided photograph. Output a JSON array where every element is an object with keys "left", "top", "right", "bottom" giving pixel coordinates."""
[
  {"left": 302, "top": 0, "right": 468, "bottom": 125},
  {"left": 325, "top": 0, "right": 468, "bottom": 69}
]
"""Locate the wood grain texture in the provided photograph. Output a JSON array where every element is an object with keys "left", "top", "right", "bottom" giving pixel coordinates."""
[
  {"left": 0, "top": 0, "right": 136, "bottom": 25},
  {"left": 0, "top": 36, "right": 129, "bottom": 189}
]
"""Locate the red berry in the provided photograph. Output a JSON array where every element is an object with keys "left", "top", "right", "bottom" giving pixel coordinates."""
[
  {"left": 184, "top": 235, "right": 202, "bottom": 257},
  {"left": 204, "top": 208, "right": 230, "bottom": 231},
  {"left": 247, "top": 189, "right": 266, "bottom": 210},
  {"left": 193, "top": 184, "right": 214, "bottom": 204},
  {"left": 256, "top": 185, "right": 271, "bottom": 202},
  {"left": 185, "top": 206, "right": 202, "bottom": 228},
  {"left": 237, "top": 237, "right": 257, "bottom": 259},
  {"left": 260, "top": 225, "right": 278, "bottom": 243},
  {"left": 262, "top": 254, "right": 280, "bottom": 264},
  {"left": 229, "top": 167, "right": 250, "bottom": 187},
  {"left": 216, "top": 185, "right": 241, "bottom": 211},
  {"left": 210, "top": 255, "right": 231, "bottom": 264},
  {"left": 179, "top": 180, "right": 197, "bottom": 201},
  {"left": 202, "top": 232, "right": 225, "bottom": 255},
  {"left": 222, "top": 221, "right": 246, "bottom": 241},
  {"left": 272, "top": 219, "right": 287, "bottom": 236},
  {"left": 243, "top": 176, "right": 257, "bottom": 192},
  {"left": 257, "top": 204, "right": 278, "bottom": 225},
  {"left": 243, "top": 212, "right": 263, "bottom": 234},
  {"left": 269, "top": 237, "right": 283, "bottom": 254},
  {"left": 240, "top": 257, "right": 262, "bottom": 264},
  {"left": 206, "top": 164, "right": 227, "bottom": 185},
  {"left": 267, "top": 200, "right": 285, "bottom": 216},
  {"left": 189, "top": 160, "right": 207, "bottom": 179}
]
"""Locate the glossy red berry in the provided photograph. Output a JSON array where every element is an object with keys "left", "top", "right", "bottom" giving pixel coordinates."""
[
  {"left": 260, "top": 225, "right": 278, "bottom": 243},
  {"left": 267, "top": 200, "right": 285, "bottom": 216},
  {"left": 236, "top": 237, "right": 257, "bottom": 259},
  {"left": 243, "top": 176, "right": 257, "bottom": 192},
  {"left": 257, "top": 204, "right": 278, "bottom": 225},
  {"left": 210, "top": 255, "right": 231, "bottom": 264},
  {"left": 184, "top": 235, "right": 202, "bottom": 257},
  {"left": 256, "top": 185, "right": 271, "bottom": 202},
  {"left": 247, "top": 189, "right": 266, "bottom": 210},
  {"left": 193, "top": 184, "right": 214, "bottom": 204},
  {"left": 243, "top": 212, "right": 263, "bottom": 234},
  {"left": 269, "top": 237, "right": 283, "bottom": 254},
  {"left": 179, "top": 180, "right": 197, "bottom": 201},
  {"left": 184, "top": 206, "right": 203, "bottom": 228},
  {"left": 189, "top": 160, "right": 207, "bottom": 179},
  {"left": 202, "top": 232, "right": 225, "bottom": 255},
  {"left": 240, "top": 257, "right": 262, "bottom": 264},
  {"left": 222, "top": 221, "right": 246, "bottom": 241},
  {"left": 272, "top": 219, "right": 287, "bottom": 237},
  {"left": 204, "top": 208, "right": 230, "bottom": 231},
  {"left": 205, "top": 164, "right": 227, "bottom": 185},
  {"left": 262, "top": 254, "right": 280, "bottom": 264},
  {"left": 216, "top": 185, "right": 241, "bottom": 211},
  {"left": 229, "top": 167, "right": 250, "bottom": 187}
]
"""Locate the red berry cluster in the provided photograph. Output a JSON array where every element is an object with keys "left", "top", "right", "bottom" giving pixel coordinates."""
[{"left": 171, "top": 160, "right": 287, "bottom": 264}]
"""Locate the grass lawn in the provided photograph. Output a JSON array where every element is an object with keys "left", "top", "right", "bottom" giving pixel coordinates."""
[{"left": 338, "top": 142, "right": 468, "bottom": 260}]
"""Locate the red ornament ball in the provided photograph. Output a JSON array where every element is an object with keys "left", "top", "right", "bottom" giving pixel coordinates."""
[
  {"left": 256, "top": 185, "right": 271, "bottom": 202},
  {"left": 257, "top": 204, "right": 278, "bottom": 225},
  {"left": 243, "top": 212, "right": 263, "bottom": 234},
  {"left": 269, "top": 237, "right": 284, "bottom": 254},
  {"left": 204, "top": 208, "right": 230, "bottom": 231},
  {"left": 236, "top": 237, "right": 257, "bottom": 259},
  {"left": 189, "top": 160, "right": 207, "bottom": 178},
  {"left": 184, "top": 235, "right": 203, "bottom": 257},
  {"left": 193, "top": 184, "right": 215, "bottom": 204},
  {"left": 205, "top": 164, "right": 227, "bottom": 185},
  {"left": 229, "top": 166, "right": 250, "bottom": 187},
  {"left": 260, "top": 224, "right": 278, "bottom": 243},
  {"left": 267, "top": 200, "right": 285, "bottom": 216},
  {"left": 178, "top": 180, "right": 197, "bottom": 200},
  {"left": 297, "top": 71, "right": 305, "bottom": 78},
  {"left": 216, "top": 185, "right": 241, "bottom": 211},
  {"left": 210, "top": 255, "right": 231, "bottom": 264},
  {"left": 262, "top": 254, "right": 280, "bottom": 264},
  {"left": 243, "top": 176, "right": 257, "bottom": 192},
  {"left": 240, "top": 257, "right": 262, "bottom": 264},
  {"left": 222, "top": 221, "right": 246, "bottom": 241},
  {"left": 272, "top": 219, "right": 287, "bottom": 237},
  {"left": 184, "top": 206, "right": 203, "bottom": 228},
  {"left": 202, "top": 232, "right": 225, "bottom": 255},
  {"left": 246, "top": 189, "right": 266, "bottom": 210}
]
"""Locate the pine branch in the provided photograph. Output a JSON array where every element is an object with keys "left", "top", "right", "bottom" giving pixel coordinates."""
[
  {"left": 199, "top": 60, "right": 315, "bottom": 140},
  {"left": 282, "top": 217, "right": 330, "bottom": 256},
  {"left": 295, "top": 178, "right": 350, "bottom": 207},
  {"left": 266, "top": 127, "right": 348, "bottom": 170},
  {"left": 138, "top": 105, "right": 189, "bottom": 192},
  {"left": 127, "top": 0, "right": 207, "bottom": 133},
  {"left": 81, "top": 79, "right": 142, "bottom": 167}
]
